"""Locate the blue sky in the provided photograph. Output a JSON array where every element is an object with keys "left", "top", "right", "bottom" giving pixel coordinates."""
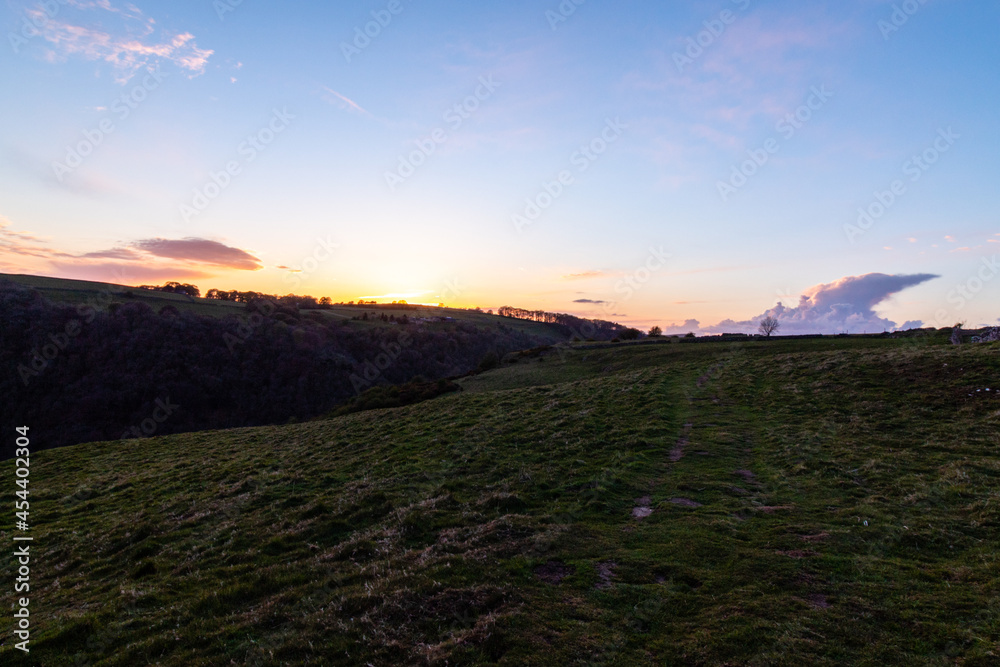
[{"left": 2, "top": 0, "right": 998, "bottom": 332}]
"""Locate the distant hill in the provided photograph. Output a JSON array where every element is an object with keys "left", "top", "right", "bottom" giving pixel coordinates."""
[
  {"left": 0, "top": 272, "right": 246, "bottom": 318},
  {"left": 0, "top": 275, "right": 579, "bottom": 457},
  {"left": 3, "top": 334, "right": 998, "bottom": 664}
]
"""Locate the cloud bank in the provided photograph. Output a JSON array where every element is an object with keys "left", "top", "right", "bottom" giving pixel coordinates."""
[{"left": 662, "top": 273, "right": 939, "bottom": 335}]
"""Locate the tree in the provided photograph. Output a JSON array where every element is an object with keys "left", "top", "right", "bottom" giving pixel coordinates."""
[
  {"left": 162, "top": 282, "right": 200, "bottom": 298},
  {"left": 758, "top": 315, "right": 780, "bottom": 337},
  {"left": 648, "top": 326, "right": 662, "bottom": 337}
]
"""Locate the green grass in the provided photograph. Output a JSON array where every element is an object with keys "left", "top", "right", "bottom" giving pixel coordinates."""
[
  {"left": 0, "top": 273, "right": 566, "bottom": 339},
  {"left": 0, "top": 273, "right": 246, "bottom": 318},
  {"left": 2, "top": 335, "right": 999, "bottom": 665}
]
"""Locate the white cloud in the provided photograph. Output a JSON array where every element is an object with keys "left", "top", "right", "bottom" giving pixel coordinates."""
[
  {"left": 320, "top": 87, "right": 371, "bottom": 116},
  {"left": 27, "top": 1, "right": 212, "bottom": 83},
  {"left": 701, "top": 272, "right": 939, "bottom": 334}
]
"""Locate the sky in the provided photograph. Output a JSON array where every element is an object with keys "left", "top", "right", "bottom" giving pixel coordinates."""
[{"left": 1, "top": 0, "right": 998, "bottom": 334}]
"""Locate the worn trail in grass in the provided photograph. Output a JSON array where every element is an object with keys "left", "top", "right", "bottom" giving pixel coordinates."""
[{"left": 2, "top": 336, "right": 999, "bottom": 665}]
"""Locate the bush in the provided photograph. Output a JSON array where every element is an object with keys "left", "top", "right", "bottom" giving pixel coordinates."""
[{"left": 477, "top": 350, "right": 500, "bottom": 372}]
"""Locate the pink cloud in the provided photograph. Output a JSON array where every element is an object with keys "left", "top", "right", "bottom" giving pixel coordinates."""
[
  {"left": 0, "top": 217, "right": 261, "bottom": 280},
  {"left": 131, "top": 238, "right": 262, "bottom": 270},
  {"left": 48, "top": 262, "right": 213, "bottom": 283},
  {"left": 561, "top": 270, "right": 614, "bottom": 280},
  {"left": 28, "top": 2, "right": 212, "bottom": 83}
]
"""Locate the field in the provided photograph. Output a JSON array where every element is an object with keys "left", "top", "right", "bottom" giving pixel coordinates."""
[
  {"left": 2, "top": 334, "right": 999, "bottom": 665},
  {"left": 0, "top": 273, "right": 565, "bottom": 340}
]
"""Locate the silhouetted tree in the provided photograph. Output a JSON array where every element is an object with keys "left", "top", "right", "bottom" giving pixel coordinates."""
[{"left": 758, "top": 316, "right": 780, "bottom": 337}]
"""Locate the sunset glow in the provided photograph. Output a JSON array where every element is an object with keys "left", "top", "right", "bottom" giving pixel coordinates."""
[{"left": 2, "top": 0, "right": 998, "bottom": 332}]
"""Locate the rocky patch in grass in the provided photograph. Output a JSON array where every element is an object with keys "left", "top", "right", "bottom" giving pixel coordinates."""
[{"left": 632, "top": 496, "right": 653, "bottom": 519}]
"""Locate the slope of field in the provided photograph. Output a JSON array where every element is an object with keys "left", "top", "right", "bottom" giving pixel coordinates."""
[
  {"left": 2, "top": 336, "right": 999, "bottom": 665},
  {"left": 1, "top": 275, "right": 575, "bottom": 456},
  {"left": 0, "top": 273, "right": 245, "bottom": 319},
  {"left": 0, "top": 273, "right": 565, "bottom": 339}
]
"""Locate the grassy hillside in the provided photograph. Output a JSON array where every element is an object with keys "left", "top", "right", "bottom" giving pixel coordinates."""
[
  {"left": 0, "top": 273, "right": 564, "bottom": 340},
  {"left": 0, "top": 273, "right": 245, "bottom": 319},
  {"left": 3, "top": 336, "right": 999, "bottom": 665}
]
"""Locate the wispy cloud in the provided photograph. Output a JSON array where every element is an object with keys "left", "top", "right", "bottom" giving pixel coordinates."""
[
  {"left": 320, "top": 86, "right": 371, "bottom": 116},
  {"left": 3, "top": 144, "right": 120, "bottom": 195},
  {"left": 48, "top": 261, "right": 213, "bottom": 283},
  {"left": 27, "top": 1, "right": 213, "bottom": 83},
  {"left": 0, "top": 217, "right": 72, "bottom": 260},
  {"left": 573, "top": 298, "right": 607, "bottom": 304},
  {"left": 77, "top": 247, "right": 144, "bottom": 260},
  {"left": 561, "top": 270, "right": 613, "bottom": 280},
  {"left": 623, "top": 9, "right": 850, "bottom": 179}
]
